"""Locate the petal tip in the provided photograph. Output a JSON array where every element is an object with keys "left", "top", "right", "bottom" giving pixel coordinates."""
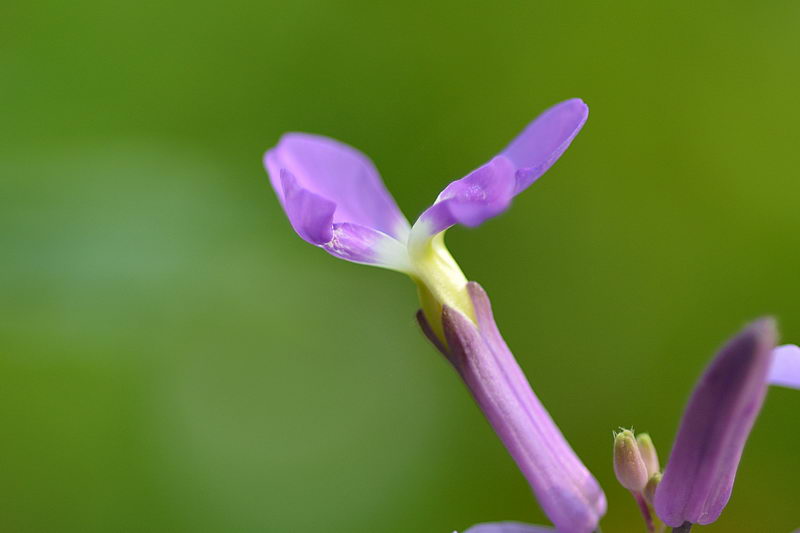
[
  {"left": 741, "top": 316, "right": 779, "bottom": 356},
  {"left": 561, "top": 97, "right": 589, "bottom": 116},
  {"left": 503, "top": 98, "right": 590, "bottom": 193},
  {"left": 751, "top": 316, "right": 778, "bottom": 337}
]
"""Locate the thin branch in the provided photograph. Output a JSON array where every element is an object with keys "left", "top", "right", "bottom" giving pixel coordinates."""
[{"left": 633, "top": 491, "right": 655, "bottom": 533}]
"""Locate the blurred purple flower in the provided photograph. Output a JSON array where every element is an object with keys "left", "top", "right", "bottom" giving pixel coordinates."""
[
  {"left": 654, "top": 320, "right": 781, "bottom": 528},
  {"left": 460, "top": 522, "right": 555, "bottom": 533},
  {"left": 420, "top": 283, "right": 605, "bottom": 533}
]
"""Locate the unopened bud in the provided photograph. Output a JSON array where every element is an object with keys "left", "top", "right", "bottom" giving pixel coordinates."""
[
  {"left": 636, "top": 433, "right": 660, "bottom": 477},
  {"left": 643, "top": 472, "right": 662, "bottom": 505},
  {"left": 614, "top": 429, "right": 649, "bottom": 491}
]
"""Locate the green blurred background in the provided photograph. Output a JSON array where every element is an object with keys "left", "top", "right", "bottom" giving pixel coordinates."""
[{"left": 2, "top": 1, "right": 798, "bottom": 531}]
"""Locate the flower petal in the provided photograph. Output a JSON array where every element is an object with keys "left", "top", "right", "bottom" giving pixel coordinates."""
[
  {"left": 769, "top": 344, "right": 800, "bottom": 389},
  {"left": 654, "top": 319, "right": 777, "bottom": 527},
  {"left": 463, "top": 522, "right": 555, "bottom": 533},
  {"left": 322, "top": 222, "right": 411, "bottom": 270},
  {"left": 279, "top": 170, "right": 409, "bottom": 269},
  {"left": 265, "top": 132, "right": 410, "bottom": 240},
  {"left": 502, "top": 98, "right": 589, "bottom": 194},
  {"left": 280, "top": 170, "right": 335, "bottom": 244},
  {"left": 411, "top": 156, "right": 516, "bottom": 242},
  {"left": 410, "top": 99, "right": 588, "bottom": 243}
]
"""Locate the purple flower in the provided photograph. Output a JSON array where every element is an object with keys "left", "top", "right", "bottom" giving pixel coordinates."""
[
  {"left": 265, "top": 100, "right": 603, "bottom": 532},
  {"left": 654, "top": 319, "right": 778, "bottom": 527},
  {"left": 419, "top": 283, "right": 606, "bottom": 533},
  {"left": 265, "top": 99, "right": 588, "bottom": 337},
  {"left": 461, "top": 522, "right": 555, "bottom": 533},
  {"left": 265, "top": 99, "right": 800, "bottom": 531}
]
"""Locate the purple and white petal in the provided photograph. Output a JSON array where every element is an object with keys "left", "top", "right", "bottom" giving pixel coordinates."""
[
  {"left": 769, "top": 344, "right": 800, "bottom": 389},
  {"left": 265, "top": 132, "right": 410, "bottom": 240},
  {"left": 322, "top": 222, "right": 411, "bottom": 270},
  {"left": 276, "top": 170, "right": 408, "bottom": 269},
  {"left": 265, "top": 134, "right": 411, "bottom": 269},
  {"left": 502, "top": 99, "right": 589, "bottom": 194},
  {"left": 411, "top": 156, "right": 516, "bottom": 243},
  {"left": 462, "top": 522, "right": 555, "bottom": 533}
]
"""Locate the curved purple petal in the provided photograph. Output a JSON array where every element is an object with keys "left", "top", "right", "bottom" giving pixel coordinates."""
[
  {"left": 322, "top": 222, "right": 410, "bottom": 269},
  {"left": 275, "top": 170, "right": 409, "bottom": 268},
  {"left": 502, "top": 99, "right": 589, "bottom": 194},
  {"left": 769, "top": 344, "right": 800, "bottom": 389},
  {"left": 412, "top": 156, "right": 516, "bottom": 240},
  {"left": 265, "top": 134, "right": 411, "bottom": 269},
  {"left": 265, "top": 132, "right": 410, "bottom": 240},
  {"left": 654, "top": 319, "right": 777, "bottom": 527},
  {"left": 462, "top": 522, "right": 554, "bottom": 533},
  {"left": 411, "top": 100, "right": 588, "bottom": 241},
  {"left": 279, "top": 170, "right": 336, "bottom": 244}
]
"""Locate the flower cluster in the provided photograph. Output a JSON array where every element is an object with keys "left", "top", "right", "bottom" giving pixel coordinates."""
[{"left": 264, "top": 100, "right": 800, "bottom": 533}]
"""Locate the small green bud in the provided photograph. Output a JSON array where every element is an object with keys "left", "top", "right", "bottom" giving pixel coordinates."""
[
  {"left": 643, "top": 472, "right": 662, "bottom": 505},
  {"left": 636, "top": 432, "right": 660, "bottom": 477},
  {"left": 613, "top": 429, "right": 649, "bottom": 492}
]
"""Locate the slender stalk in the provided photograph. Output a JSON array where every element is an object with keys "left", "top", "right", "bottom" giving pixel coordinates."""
[
  {"left": 633, "top": 491, "right": 655, "bottom": 533},
  {"left": 672, "top": 523, "right": 692, "bottom": 533}
]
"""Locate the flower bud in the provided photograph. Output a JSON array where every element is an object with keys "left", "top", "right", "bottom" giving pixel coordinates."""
[
  {"left": 654, "top": 319, "right": 777, "bottom": 527},
  {"left": 643, "top": 472, "right": 662, "bottom": 505},
  {"left": 636, "top": 433, "right": 660, "bottom": 477},
  {"left": 614, "top": 429, "right": 649, "bottom": 492}
]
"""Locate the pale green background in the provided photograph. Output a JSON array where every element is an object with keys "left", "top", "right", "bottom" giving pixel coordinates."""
[{"left": 1, "top": 1, "right": 798, "bottom": 532}]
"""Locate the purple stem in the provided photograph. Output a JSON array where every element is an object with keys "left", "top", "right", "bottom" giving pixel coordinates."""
[{"left": 634, "top": 491, "right": 655, "bottom": 533}]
